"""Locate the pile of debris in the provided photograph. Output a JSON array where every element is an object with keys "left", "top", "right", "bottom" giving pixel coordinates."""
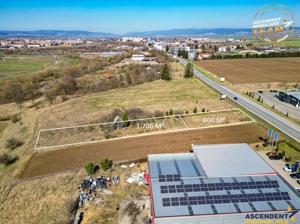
[
  {"left": 78, "top": 175, "right": 120, "bottom": 207},
  {"left": 127, "top": 172, "right": 149, "bottom": 185}
]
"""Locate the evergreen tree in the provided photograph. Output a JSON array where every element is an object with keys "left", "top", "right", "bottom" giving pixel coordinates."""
[
  {"left": 184, "top": 63, "right": 194, "bottom": 78},
  {"left": 165, "top": 45, "right": 169, "bottom": 52},
  {"left": 85, "top": 162, "right": 95, "bottom": 175},
  {"left": 161, "top": 64, "right": 172, "bottom": 81}
]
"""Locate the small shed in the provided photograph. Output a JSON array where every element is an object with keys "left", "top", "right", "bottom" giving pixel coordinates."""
[{"left": 112, "top": 115, "right": 124, "bottom": 130}]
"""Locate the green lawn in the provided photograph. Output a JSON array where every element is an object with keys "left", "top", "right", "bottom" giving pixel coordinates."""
[
  {"left": 277, "top": 142, "right": 300, "bottom": 165},
  {"left": 0, "top": 55, "right": 79, "bottom": 80},
  {"left": 278, "top": 38, "right": 300, "bottom": 47},
  {"left": 249, "top": 38, "right": 300, "bottom": 48}
]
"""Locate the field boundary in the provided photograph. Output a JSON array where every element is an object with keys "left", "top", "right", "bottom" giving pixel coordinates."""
[{"left": 34, "top": 108, "right": 255, "bottom": 150}]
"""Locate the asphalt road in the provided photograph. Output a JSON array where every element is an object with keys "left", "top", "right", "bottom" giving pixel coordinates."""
[{"left": 179, "top": 58, "right": 300, "bottom": 143}]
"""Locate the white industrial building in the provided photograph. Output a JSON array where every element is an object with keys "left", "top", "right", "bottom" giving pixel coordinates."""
[
  {"left": 148, "top": 144, "right": 300, "bottom": 224},
  {"left": 131, "top": 54, "right": 145, "bottom": 61}
]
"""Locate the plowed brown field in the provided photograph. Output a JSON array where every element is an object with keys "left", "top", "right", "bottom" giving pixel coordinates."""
[
  {"left": 21, "top": 123, "right": 266, "bottom": 178},
  {"left": 198, "top": 58, "right": 300, "bottom": 84}
]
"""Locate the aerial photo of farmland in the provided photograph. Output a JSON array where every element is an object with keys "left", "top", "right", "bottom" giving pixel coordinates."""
[{"left": 0, "top": 1, "right": 300, "bottom": 224}]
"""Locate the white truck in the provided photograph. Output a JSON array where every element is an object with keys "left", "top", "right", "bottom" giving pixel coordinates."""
[{"left": 220, "top": 94, "right": 227, "bottom": 100}]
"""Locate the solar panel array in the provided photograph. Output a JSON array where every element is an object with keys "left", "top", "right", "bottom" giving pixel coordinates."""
[
  {"left": 159, "top": 174, "right": 181, "bottom": 182},
  {"left": 148, "top": 152, "right": 300, "bottom": 219},
  {"left": 162, "top": 192, "right": 291, "bottom": 207},
  {"left": 160, "top": 180, "right": 279, "bottom": 194}
]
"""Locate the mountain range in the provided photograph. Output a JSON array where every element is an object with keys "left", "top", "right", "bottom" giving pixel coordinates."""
[{"left": 0, "top": 27, "right": 299, "bottom": 38}]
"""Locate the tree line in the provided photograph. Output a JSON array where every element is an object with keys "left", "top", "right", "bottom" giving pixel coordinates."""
[
  {"left": 211, "top": 51, "right": 300, "bottom": 60},
  {"left": 0, "top": 61, "right": 164, "bottom": 106}
]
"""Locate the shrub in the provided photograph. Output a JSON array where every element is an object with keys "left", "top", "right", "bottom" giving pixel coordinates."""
[
  {"left": 154, "top": 110, "right": 164, "bottom": 117},
  {"left": 66, "top": 197, "right": 79, "bottom": 214},
  {"left": 184, "top": 62, "right": 194, "bottom": 78},
  {"left": 0, "top": 153, "right": 18, "bottom": 165},
  {"left": 161, "top": 64, "right": 172, "bottom": 81},
  {"left": 11, "top": 114, "right": 21, "bottom": 123},
  {"left": 100, "top": 158, "right": 112, "bottom": 171},
  {"left": 5, "top": 137, "right": 24, "bottom": 150},
  {"left": 193, "top": 107, "right": 198, "bottom": 113},
  {"left": 257, "top": 96, "right": 261, "bottom": 102},
  {"left": 84, "top": 162, "right": 96, "bottom": 175},
  {"left": 0, "top": 115, "right": 11, "bottom": 121},
  {"left": 125, "top": 202, "right": 141, "bottom": 223}
]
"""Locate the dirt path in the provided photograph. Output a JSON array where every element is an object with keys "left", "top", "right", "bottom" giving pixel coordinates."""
[{"left": 21, "top": 123, "right": 266, "bottom": 178}]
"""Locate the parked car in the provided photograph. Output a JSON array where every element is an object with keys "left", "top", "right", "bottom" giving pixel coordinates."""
[
  {"left": 290, "top": 173, "right": 300, "bottom": 179},
  {"left": 233, "top": 97, "right": 238, "bottom": 100},
  {"left": 284, "top": 164, "right": 293, "bottom": 172},
  {"left": 258, "top": 90, "right": 263, "bottom": 94},
  {"left": 283, "top": 161, "right": 299, "bottom": 172},
  {"left": 269, "top": 155, "right": 282, "bottom": 160},
  {"left": 297, "top": 180, "right": 300, "bottom": 185}
]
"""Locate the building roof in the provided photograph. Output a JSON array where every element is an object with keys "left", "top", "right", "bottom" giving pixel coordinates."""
[
  {"left": 286, "top": 90, "right": 300, "bottom": 100},
  {"left": 192, "top": 144, "right": 274, "bottom": 177},
  {"left": 148, "top": 144, "right": 300, "bottom": 219}
]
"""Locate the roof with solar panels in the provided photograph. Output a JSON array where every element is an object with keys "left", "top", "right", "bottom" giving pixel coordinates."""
[{"left": 148, "top": 143, "right": 300, "bottom": 219}]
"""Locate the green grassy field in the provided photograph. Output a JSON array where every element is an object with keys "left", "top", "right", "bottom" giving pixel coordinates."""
[
  {"left": 278, "top": 38, "right": 300, "bottom": 47},
  {"left": 277, "top": 142, "right": 300, "bottom": 165},
  {"left": 0, "top": 55, "right": 79, "bottom": 80},
  {"left": 249, "top": 38, "right": 300, "bottom": 48}
]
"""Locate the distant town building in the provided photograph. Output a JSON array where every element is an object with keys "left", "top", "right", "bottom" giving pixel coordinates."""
[
  {"left": 218, "top": 46, "right": 227, "bottom": 52},
  {"left": 188, "top": 50, "right": 197, "bottom": 60},
  {"left": 131, "top": 54, "right": 145, "bottom": 61},
  {"left": 26, "top": 44, "right": 40, "bottom": 48},
  {"left": 278, "top": 90, "right": 300, "bottom": 108},
  {"left": 198, "top": 53, "right": 211, "bottom": 60},
  {"left": 99, "top": 51, "right": 125, "bottom": 57},
  {"left": 122, "top": 37, "right": 144, "bottom": 43}
]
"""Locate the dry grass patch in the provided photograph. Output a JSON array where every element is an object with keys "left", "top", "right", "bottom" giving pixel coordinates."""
[{"left": 0, "top": 170, "right": 85, "bottom": 224}]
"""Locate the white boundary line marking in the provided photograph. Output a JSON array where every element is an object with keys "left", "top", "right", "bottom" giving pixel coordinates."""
[
  {"left": 35, "top": 108, "right": 255, "bottom": 150},
  {"left": 34, "top": 130, "right": 41, "bottom": 150},
  {"left": 178, "top": 115, "right": 189, "bottom": 128},
  {"left": 237, "top": 108, "right": 256, "bottom": 122},
  {"left": 38, "top": 108, "right": 239, "bottom": 132},
  {"left": 35, "top": 120, "right": 255, "bottom": 150}
]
